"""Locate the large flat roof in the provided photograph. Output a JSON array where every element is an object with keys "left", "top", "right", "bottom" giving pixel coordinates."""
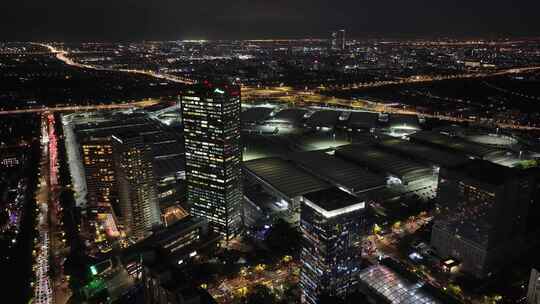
[
  {"left": 306, "top": 110, "right": 340, "bottom": 128},
  {"left": 359, "top": 264, "right": 444, "bottom": 304},
  {"left": 376, "top": 137, "right": 469, "bottom": 168},
  {"left": 287, "top": 150, "right": 386, "bottom": 193},
  {"left": 243, "top": 157, "right": 330, "bottom": 199},
  {"left": 446, "top": 159, "right": 521, "bottom": 185},
  {"left": 151, "top": 140, "right": 184, "bottom": 158},
  {"left": 410, "top": 131, "right": 504, "bottom": 159},
  {"left": 153, "top": 156, "right": 185, "bottom": 179},
  {"left": 267, "top": 108, "right": 307, "bottom": 124},
  {"left": 303, "top": 187, "right": 366, "bottom": 217},
  {"left": 336, "top": 144, "right": 432, "bottom": 183},
  {"left": 389, "top": 114, "right": 420, "bottom": 129},
  {"left": 241, "top": 107, "right": 273, "bottom": 123},
  {"left": 347, "top": 112, "right": 379, "bottom": 129}
]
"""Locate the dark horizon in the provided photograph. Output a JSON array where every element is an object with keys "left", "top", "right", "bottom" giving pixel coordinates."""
[
  {"left": 1, "top": 0, "right": 539, "bottom": 42},
  {"left": 6, "top": 34, "right": 540, "bottom": 44}
]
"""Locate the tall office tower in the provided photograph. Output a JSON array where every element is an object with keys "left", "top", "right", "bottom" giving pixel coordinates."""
[
  {"left": 300, "top": 188, "right": 365, "bottom": 304},
  {"left": 181, "top": 82, "right": 243, "bottom": 241},
  {"left": 80, "top": 136, "right": 118, "bottom": 210},
  {"left": 113, "top": 132, "right": 161, "bottom": 240},
  {"left": 330, "top": 31, "right": 338, "bottom": 50},
  {"left": 330, "top": 29, "right": 346, "bottom": 50},
  {"left": 528, "top": 268, "right": 540, "bottom": 304},
  {"left": 337, "top": 29, "right": 346, "bottom": 50},
  {"left": 431, "top": 160, "right": 535, "bottom": 278}
]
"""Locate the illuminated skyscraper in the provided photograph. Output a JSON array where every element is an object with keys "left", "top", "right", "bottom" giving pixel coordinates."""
[
  {"left": 181, "top": 82, "right": 243, "bottom": 240},
  {"left": 331, "top": 29, "right": 346, "bottom": 50},
  {"left": 113, "top": 132, "right": 161, "bottom": 240},
  {"left": 338, "top": 29, "right": 346, "bottom": 50},
  {"left": 80, "top": 136, "right": 117, "bottom": 210},
  {"left": 528, "top": 268, "right": 540, "bottom": 304},
  {"left": 300, "top": 188, "right": 365, "bottom": 304}
]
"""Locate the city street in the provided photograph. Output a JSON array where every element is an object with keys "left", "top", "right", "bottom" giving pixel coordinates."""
[
  {"left": 208, "top": 261, "right": 299, "bottom": 303},
  {"left": 33, "top": 115, "right": 53, "bottom": 304},
  {"left": 12, "top": 43, "right": 538, "bottom": 133},
  {"left": 33, "top": 113, "right": 71, "bottom": 304}
]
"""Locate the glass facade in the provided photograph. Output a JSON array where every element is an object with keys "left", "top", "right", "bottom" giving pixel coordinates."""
[
  {"left": 300, "top": 194, "right": 364, "bottom": 304},
  {"left": 181, "top": 83, "right": 243, "bottom": 240},
  {"left": 358, "top": 264, "right": 442, "bottom": 304}
]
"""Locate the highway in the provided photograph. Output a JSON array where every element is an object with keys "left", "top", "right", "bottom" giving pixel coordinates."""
[
  {"left": 4, "top": 43, "right": 538, "bottom": 131},
  {"left": 242, "top": 85, "right": 540, "bottom": 131},
  {"left": 316, "top": 66, "right": 540, "bottom": 91},
  {"left": 33, "top": 115, "right": 53, "bottom": 304},
  {"left": 33, "top": 114, "right": 72, "bottom": 304},
  {"left": 37, "top": 43, "right": 195, "bottom": 85},
  {"left": 0, "top": 99, "right": 161, "bottom": 115}
]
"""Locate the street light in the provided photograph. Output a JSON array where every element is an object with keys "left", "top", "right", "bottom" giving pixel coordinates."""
[{"left": 90, "top": 265, "right": 98, "bottom": 276}]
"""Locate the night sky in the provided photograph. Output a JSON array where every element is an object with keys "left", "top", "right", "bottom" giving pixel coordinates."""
[{"left": 1, "top": 0, "right": 540, "bottom": 41}]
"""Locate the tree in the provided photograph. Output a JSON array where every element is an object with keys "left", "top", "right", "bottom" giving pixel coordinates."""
[
  {"left": 344, "top": 291, "right": 369, "bottom": 303},
  {"left": 279, "top": 283, "right": 301, "bottom": 304},
  {"left": 319, "top": 293, "right": 345, "bottom": 304},
  {"left": 265, "top": 219, "right": 302, "bottom": 258},
  {"left": 319, "top": 291, "right": 370, "bottom": 304},
  {"left": 246, "top": 284, "right": 276, "bottom": 304}
]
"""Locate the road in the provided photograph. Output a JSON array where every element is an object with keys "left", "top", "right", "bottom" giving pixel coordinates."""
[
  {"left": 33, "top": 114, "right": 72, "bottom": 304},
  {"left": 47, "top": 113, "right": 72, "bottom": 304},
  {"left": 12, "top": 42, "right": 539, "bottom": 131},
  {"left": 33, "top": 115, "right": 54, "bottom": 304},
  {"left": 0, "top": 99, "right": 161, "bottom": 115},
  {"left": 316, "top": 66, "right": 540, "bottom": 91},
  {"left": 37, "top": 43, "right": 194, "bottom": 85},
  {"left": 208, "top": 262, "right": 299, "bottom": 303},
  {"left": 241, "top": 85, "right": 540, "bottom": 131}
]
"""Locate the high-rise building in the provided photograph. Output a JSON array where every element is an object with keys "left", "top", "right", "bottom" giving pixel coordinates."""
[
  {"left": 527, "top": 268, "right": 540, "bottom": 304},
  {"left": 331, "top": 29, "right": 346, "bottom": 51},
  {"left": 80, "top": 136, "right": 118, "bottom": 210},
  {"left": 528, "top": 268, "right": 540, "bottom": 304},
  {"left": 113, "top": 132, "right": 161, "bottom": 240},
  {"left": 330, "top": 31, "right": 338, "bottom": 50},
  {"left": 181, "top": 82, "right": 243, "bottom": 240},
  {"left": 300, "top": 188, "right": 365, "bottom": 304},
  {"left": 431, "top": 160, "right": 535, "bottom": 277},
  {"left": 338, "top": 29, "right": 346, "bottom": 50}
]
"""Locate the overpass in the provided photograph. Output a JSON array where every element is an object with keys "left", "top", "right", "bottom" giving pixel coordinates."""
[
  {"left": 35, "top": 43, "right": 195, "bottom": 85},
  {"left": 0, "top": 99, "right": 161, "bottom": 115},
  {"left": 317, "top": 66, "right": 540, "bottom": 92},
  {"left": 8, "top": 43, "right": 538, "bottom": 132}
]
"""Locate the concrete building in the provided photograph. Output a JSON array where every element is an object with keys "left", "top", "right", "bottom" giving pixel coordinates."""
[
  {"left": 137, "top": 217, "right": 219, "bottom": 304},
  {"left": 143, "top": 267, "right": 216, "bottom": 304},
  {"left": 431, "top": 160, "right": 535, "bottom": 277},
  {"left": 113, "top": 131, "right": 161, "bottom": 240},
  {"left": 331, "top": 29, "right": 346, "bottom": 50},
  {"left": 528, "top": 268, "right": 540, "bottom": 304},
  {"left": 80, "top": 136, "right": 118, "bottom": 211}
]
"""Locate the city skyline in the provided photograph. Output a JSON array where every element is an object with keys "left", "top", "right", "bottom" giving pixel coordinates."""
[{"left": 2, "top": 5, "right": 540, "bottom": 303}]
